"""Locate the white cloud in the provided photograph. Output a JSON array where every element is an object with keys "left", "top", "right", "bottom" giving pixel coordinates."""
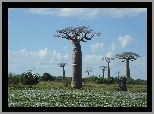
[
  {"left": 64, "top": 54, "right": 69, "bottom": 59},
  {"left": 8, "top": 48, "right": 146, "bottom": 79},
  {"left": 28, "top": 8, "right": 55, "bottom": 15},
  {"left": 8, "top": 48, "right": 69, "bottom": 73},
  {"left": 118, "top": 35, "right": 137, "bottom": 48},
  {"left": 105, "top": 43, "right": 117, "bottom": 58},
  {"left": 27, "top": 8, "right": 147, "bottom": 19},
  {"left": 58, "top": 8, "right": 85, "bottom": 17},
  {"left": 91, "top": 43, "right": 104, "bottom": 52},
  {"left": 38, "top": 48, "right": 50, "bottom": 59},
  {"left": 83, "top": 55, "right": 104, "bottom": 64},
  {"left": 103, "top": 8, "right": 147, "bottom": 18},
  {"left": 130, "top": 57, "right": 147, "bottom": 67},
  {"left": 105, "top": 51, "right": 114, "bottom": 58},
  {"left": 109, "top": 43, "right": 116, "bottom": 52},
  {"left": 8, "top": 22, "right": 10, "bottom": 24}
]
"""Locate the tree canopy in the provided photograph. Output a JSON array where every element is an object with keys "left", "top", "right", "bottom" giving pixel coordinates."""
[
  {"left": 115, "top": 52, "right": 140, "bottom": 62},
  {"left": 54, "top": 26, "right": 100, "bottom": 43}
]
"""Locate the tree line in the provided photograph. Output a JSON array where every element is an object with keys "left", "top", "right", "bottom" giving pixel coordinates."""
[{"left": 8, "top": 71, "right": 147, "bottom": 86}]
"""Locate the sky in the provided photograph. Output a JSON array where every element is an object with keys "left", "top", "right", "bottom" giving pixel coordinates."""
[{"left": 8, "top": 8, "right": 147, "bottom": 80}]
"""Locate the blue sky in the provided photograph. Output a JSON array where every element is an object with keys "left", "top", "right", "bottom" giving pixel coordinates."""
[{"left": 8, "top": 8, "right": 147, "bottom": 80}]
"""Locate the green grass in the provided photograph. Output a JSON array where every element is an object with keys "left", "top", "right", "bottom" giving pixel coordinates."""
[{"left": 8, "top": 81, "right": 147, "bottom": 92}]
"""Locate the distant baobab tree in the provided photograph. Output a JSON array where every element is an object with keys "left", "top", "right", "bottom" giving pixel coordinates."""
[
  {"left": 28, "top": 68, "right": 35, "bottom": 73},
  {"left": 84, "top": 67, "right": 92, "bottom": 76},
  {"left": 102, "top": 57, "right": 115, "bottom": 78},
  {"left": 99, "top": 66, "right": 107, "bottom": 78},
  {"left": 58, "top": 63, "right": 68, "bottom": 78},
  {"left": 115, "top": 71, "right": 120, "bottom": 80},
  {"left": 54, "top": 26, "right": 100, "bottom": 88},
  {"left": 115, "top": 52, "right": 140, "bottom": 78}
]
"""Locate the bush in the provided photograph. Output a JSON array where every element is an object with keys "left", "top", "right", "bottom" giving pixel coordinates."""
[
  {"left": 95, "top": 77, "right": 115, "bottom": 85},
  {"left": 8, "top": 72, "right": 20, "bottom": 85},
  {"left": 63, "top": 78, "right": 71, "bottom": 87},
  {"left": 42, "top": 73, "right": 53, "bottom": 81},
  {"left": 21, "top": 70, "right": 40, "bottom": 85}
]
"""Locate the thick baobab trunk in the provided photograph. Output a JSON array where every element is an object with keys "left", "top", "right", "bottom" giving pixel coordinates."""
[
  {"left": 125, "top": 59, "right": 130, "bottom": 78},
  {"left": 71, "top": 42, "right": 82, "bottom": 88},
  {"left": 107, "top": 62, "right": 110, "bottom": 78},
  {"left": 63, "top": 68, "right": 65, "bottom": 78},
  {"left": 102, "top": 70, "right": 105, "bottom": 78}
]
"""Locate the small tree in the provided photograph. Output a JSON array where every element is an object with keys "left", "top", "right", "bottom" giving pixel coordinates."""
[
  {"left": 115, "top": 52, "right": 140, "bottom": 78},
  {"left": 115, "top": 71, "right": 120, "bottom": 80},
  {"left": 42, "top": 72, "right": 52, "bottom": 81},
  {"left": 21, "top": 70, "right": 40, "bottom": 86},
  {"left": 8, "top": 73, "right": 20, "bottom": 85},
  {"left": 8, "top": 72, "right": 15, "bottom": 84},
  {"left": 102, "top": 57, "right": 115, "bottom": 78},
  {"left": 58, "top": 63, "right": 68, "bottom": 78},
  {"left": 99, "top": 66, "right": 107, "bottom": 78},
  {"left": 84, "top": 67, "right": 92, "bottom": 76}
]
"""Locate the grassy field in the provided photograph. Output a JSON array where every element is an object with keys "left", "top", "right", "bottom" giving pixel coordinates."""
[
  {"left": 8, "top": 81, "right": 147, "bottom": 107},
  {"left": 9, "top": 81, "right": 147, "bottom": 92}
]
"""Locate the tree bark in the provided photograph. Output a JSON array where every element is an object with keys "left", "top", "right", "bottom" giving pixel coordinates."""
[
  {"left": 62, "top": 67, "right": 65, "bottom": 78},
  {"left": 71, "top": 41, "right": 82, "bottom": 88},
  {"left": 102, "top": 69, "right": 105, "bottom": 78},
  {"left": 125, "top": 59, "right": 130, "bottom": 78},
  {"left": 107, "top": 62, "right": 110, "bottom": 78}
]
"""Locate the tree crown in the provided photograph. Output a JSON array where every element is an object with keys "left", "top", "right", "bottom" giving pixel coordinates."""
[
  {"left": 84, "top": 67, "right": 92, "bottom": 73},
  {"left": 58, "top": 63, "right": 68, "bottom": 67},
  {"left": 102, "top": 57, "right": 115, "bottom": 63},
  {"left": 115, "top": 52, "right": 140, "bottom": 61},
  {"left": 54, "top": 26, "right": 100, "bottom": 43}
]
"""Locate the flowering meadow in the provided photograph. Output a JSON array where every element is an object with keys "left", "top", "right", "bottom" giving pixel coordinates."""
[{"left": 8, "top": 88, "right": 147, "bottom": 107}]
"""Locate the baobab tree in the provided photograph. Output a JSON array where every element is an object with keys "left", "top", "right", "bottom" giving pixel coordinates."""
[
  {"left": 84, "top": 67, "right": 92, "bottom": 76},
  {"left": 115, "top": 71, "right": 120, "bottom": 80},
  {"left": 58, "top": 63, "right": 67, "bottom": 78},
  {"left": 27, "top": 68, "right": 35, "bottom": 73},
  {"left": 115, "top": 52, "right": 140, "bottom": 78},
  {"left": 99, "top": 66, "right": 107, "bottom": 78},
  {"left": 102, "top": 57, "right": 115, "bottom": 78},
  {"left": 54, "top": 26, "right": 100, "bottom": 88}
]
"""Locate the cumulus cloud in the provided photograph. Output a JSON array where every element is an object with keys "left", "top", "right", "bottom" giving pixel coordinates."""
[
  {"left": 130, "top": 57, "right": 147, "bottom": 67},
  {"left": 103, "top": 8, "right": 147, "bottom": 18},
  {"left": 109, "top": 43, "right": 116, "bottom": 52},
  {"left": 58, "top": 8, "right": 85, "bottom": 17},
  {"left": 27, "top": 8, "right": 147, "bottom": 19},
  {"left": 83, "top": 55, "right": 104, "bottom": 64},
  {"left": 8, "top": 48, "right": 69, "bottom": 73},
  {"left": 105, "top": 51, "right": 114, "bottom": 58},
  {"left": 91, "top": 43, "right": 104, "bottom": 52},
  {"left": 118, "top": 35, "right": 137, "bottom": 48},
  {"left": 105, "top": 43, "right": 117, "bottom": 58},
  {"left": 38, "top": 48, "right": 49, "bottom": 58}
]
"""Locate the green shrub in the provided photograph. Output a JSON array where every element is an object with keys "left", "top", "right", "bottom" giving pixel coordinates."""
[
  {"left": 41, "top": 73, "right": 53, "bottom": 81},
  {"left": 20, "top": 70, "right": 40, "bottom": 85}
]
